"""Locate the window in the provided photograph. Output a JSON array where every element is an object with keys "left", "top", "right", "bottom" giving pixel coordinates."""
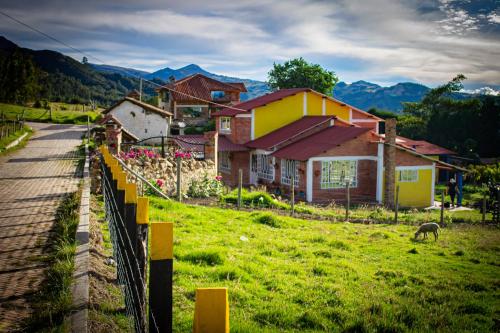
[
  {"left": 219, "top": 152, "right": 231, "bottom": 172},
  {"left": 211, "top": 91, "right": 225, "bottom": 99},
  {"left": 177, "top": 106, "right": 202, "bottom": 118},
  {"left": 281, "top": 159, "right": 299, "bottom": 187},
  {"left": 399, "top": 169, "right": 418, "bottom": 182},
  {"left": 255, "top": 154, "right": 274, "bottom": 181},
  {"left": 220, "top": 117, "right": 231, "bottom": 132},
  {"left": 321, "top": 160, "right": 357, "bottom": 189}
]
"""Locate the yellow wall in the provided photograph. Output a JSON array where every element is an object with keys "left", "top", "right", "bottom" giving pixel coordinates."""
[
  {"left": 254, "top": 93, "right": 304, "bottom": 138},
  {"left": 382, "top": 168, "right": 433, "bottom": 208},
  {"left": 325, "top": 98, "right": 350, "bottom": 121},
  {"left": 306, "top": 92, "right": 323, "bottom": 115},
  {"left": 396, "top": 168, "right": 433, "bottom": 208}
]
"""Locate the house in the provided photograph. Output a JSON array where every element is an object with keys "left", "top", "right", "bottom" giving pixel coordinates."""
[
  {"left": 156, "top": 74, "right": 247, "bottom": 132},
  {"left": 211, "top": 88, "right": 463, "bottom": 208},
  {"left": 102, "top": 95, "right": 173, "bottom": 143},
  {"left": 390, "top": 135, "right": 458, "bottom": 182}
]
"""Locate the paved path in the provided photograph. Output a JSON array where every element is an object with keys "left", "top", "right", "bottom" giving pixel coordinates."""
[{"left": 0, "top": 123, "right": 85, "bottom": 332}]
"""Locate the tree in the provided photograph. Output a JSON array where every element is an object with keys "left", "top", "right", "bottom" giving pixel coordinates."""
[
  {"left": 0, "top": 49, "right": 40, "bottom": 104},
  {"left": 267, "top": 57, "right": 338, "bottom": 95},
  {"left": 82, "top": 56, "right": 88, "bottom": 64}
]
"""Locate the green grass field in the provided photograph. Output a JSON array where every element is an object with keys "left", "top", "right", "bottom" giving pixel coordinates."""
[
  {"left": 0, "top": 125, "right": 32, "bottom": 154},
  {"left": 0, "top": 102, "right": 101, "bottom": 124},
  {"left": 148, "top": 197, "right": 500, "bottom": 332}
]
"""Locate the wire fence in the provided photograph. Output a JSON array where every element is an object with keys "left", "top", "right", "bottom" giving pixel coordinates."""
[
  {"left": 0, "top": 114, "right": 26, "bottom": 140},
  {"left": 101, "top": 155, "right": 161, "bottom": 333},
  {"left": 100, "top": 145, "right": 230, "bottom": 333}
]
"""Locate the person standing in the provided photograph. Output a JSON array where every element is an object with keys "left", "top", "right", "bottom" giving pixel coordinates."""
[{"left": 447, "top": 178, "right": 458, "bottom": 208}]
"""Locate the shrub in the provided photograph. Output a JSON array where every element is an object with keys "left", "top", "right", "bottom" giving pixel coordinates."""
[
  {"left": 187, "top": 173, "right": 223, "bottom": 198},
  {"left": 253, "top": 212, "right": 282, "bottom": 228},
  {"left": 220, "top": 190, "right": 289, "bottom": 210}
]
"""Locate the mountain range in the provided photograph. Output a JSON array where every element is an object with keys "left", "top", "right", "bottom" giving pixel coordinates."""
[
  {"left": 1, "top": 35, "right": 497, "bottom": 112},
  {"left": 92, "top": 63, "right": 498, "bottom": 112}
]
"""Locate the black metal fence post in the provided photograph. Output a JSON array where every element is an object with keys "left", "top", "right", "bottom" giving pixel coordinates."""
[{"left": 149, "top": 222, "right": 173, "bottom": 333}]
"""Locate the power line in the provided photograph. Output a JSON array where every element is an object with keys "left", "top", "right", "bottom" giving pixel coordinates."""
[{"left": 0, "top": 10, "right": 247, "bottom": 112}]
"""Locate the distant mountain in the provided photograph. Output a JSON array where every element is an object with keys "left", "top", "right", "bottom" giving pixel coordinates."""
[
  {"left": 333, "top": 81, "right": 431, "bottom": 112},
  {"left": 93, "top": 63, "right": 270, "bottom": 100},
  {"left": 0, "top": 36, "right": 159, "bottom": 106}
]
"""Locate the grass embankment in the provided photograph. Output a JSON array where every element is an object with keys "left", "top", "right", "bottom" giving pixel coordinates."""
[
  {"left": 89, "top": 195, "right": 132, "bottom": 332},
  {"left": 26, "top": 192, "right": 81, "bottom": 331},
  {"left": 149, "top": 197, "right": 500, "bottom": 332},
  {"left": 0, "top": 102, "right": 101, "bottom": 124},
  {"left": 220, "top": 189, "right": 491, "bottom": 224},
  {"left": 0, "top": 125, "right": 32, "bottom": 155}
]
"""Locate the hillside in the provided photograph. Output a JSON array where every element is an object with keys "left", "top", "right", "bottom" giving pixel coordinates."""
[{"left": 0, "top": 36, "right": 157, "bottom": 106}]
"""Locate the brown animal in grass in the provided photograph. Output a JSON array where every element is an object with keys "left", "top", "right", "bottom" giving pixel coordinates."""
[{"left": 414, "top": 223, "right": 440, "bottom": 241}]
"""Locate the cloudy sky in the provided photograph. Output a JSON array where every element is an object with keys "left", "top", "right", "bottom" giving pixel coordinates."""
[{"left": 0, "top": 0, "right": 499, "bottom": 88}]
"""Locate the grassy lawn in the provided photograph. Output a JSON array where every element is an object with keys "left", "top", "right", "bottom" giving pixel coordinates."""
[
  {"left": 220, "top": 189, "right": 492, "bottom": 224},
  {"left": 148, "top": 197, "right": 500, "bottom": 332},
  {"left": 0, "top": 102, "right": 101, "bottom": 124},
  {"left": 0, "top": 125, "right": 32, "bottom": 154}
]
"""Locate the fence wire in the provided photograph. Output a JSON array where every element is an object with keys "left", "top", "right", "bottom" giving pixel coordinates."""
[{"left": 101, "top": 159, "right": 161, "bottom": 333}]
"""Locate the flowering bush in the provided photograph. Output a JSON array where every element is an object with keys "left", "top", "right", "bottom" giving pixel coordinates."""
[
  {"left": 174, "top": 151, "right": 192, "bottom": 159},
  {"left": 145, "top": 178, "right": 165, "bottom": 196},
  {"left": 120, "top": 148, "right": 160, "bottom": 161},
  {"left": 187, "top": 174, "right": 224, "bottom": 198}
]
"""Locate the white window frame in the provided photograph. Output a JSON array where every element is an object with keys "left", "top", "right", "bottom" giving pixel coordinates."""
[
  {"left": 321, "top": 160, "right": 358, "bottom": 189},
  {"left": 220, "top": 117, "right": 231, "bottom": 133},
  {"left": 219, "top": 151, "right": 231, "bottom": 173},
  {"left": 281, "top": 159, "right": 299, "bottom": 187},
  {"left": 398, "top": 169, "right": 418, "bottom": 182},
  {"left": 255, "top": 153, "right": 274, "bottom": 181}
]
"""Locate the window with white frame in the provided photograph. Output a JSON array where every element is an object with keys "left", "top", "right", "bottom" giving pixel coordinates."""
[
  {"left": 219, "top": 152, "right": 231, "bottom": 172},
  {"left": 281, "top": 159, "right": 299, "bottom": 187},
  {"left": 255, "top": 154, "right": 274, "bottom": 181},
  {"left": 398, "top": 169, "right": 418, "bottom": 182},
  {"left": 321, "top": 160, "right": 358, "bottom": 189},
  {"left": 220, "top": 117, "right": 231, "bottom": 133}
]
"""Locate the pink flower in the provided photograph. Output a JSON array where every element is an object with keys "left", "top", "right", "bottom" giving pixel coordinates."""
[
  {"left": 215, "top": 175, "right": 222, "bottom": 181},
  {"left": 156, "top": 179, "right": 164, "bottom": 187},
  {"left": 185, "top": 152, "right": 192, "bottom": 159}
]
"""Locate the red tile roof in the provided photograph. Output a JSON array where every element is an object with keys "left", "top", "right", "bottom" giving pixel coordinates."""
[
  {"left": 246, "top": 116, "right": 336, "bottom": 150},
  {"left": 272, "top": 126, "right": 372, "bottom": 161},
  {"left": 103, "top": 97, "right": 173, "bottom": 117},
  {"left": 212, "top": 88, "right": 309, "bottom": 116},
  {"left": 158, "top": 74, "right": 246, "bottom": 103},
  {"left": 172, "top": 135, "right": 207, "bottom": 153},
  {"left": 380, "top": 135, "right": 457, "bottom": 155},
  {"left": 219, "top": 136, "right": 248, "bottom": 152}
]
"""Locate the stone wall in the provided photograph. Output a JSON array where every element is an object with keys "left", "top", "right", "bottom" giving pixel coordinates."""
[{"left": 124, "top": 155, "right": 216, "bottom": 196}]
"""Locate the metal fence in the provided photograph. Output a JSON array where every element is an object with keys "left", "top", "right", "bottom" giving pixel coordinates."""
[{"left": 100, "top": 145, "right": 229, "bottom": 333}]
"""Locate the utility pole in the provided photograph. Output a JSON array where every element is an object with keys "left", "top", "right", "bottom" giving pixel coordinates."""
[{"left": 139, "top": 78, "right": 143, "bottom": 102}]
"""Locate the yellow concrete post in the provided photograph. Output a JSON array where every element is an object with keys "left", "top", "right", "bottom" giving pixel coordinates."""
[
  {"left": 136, "top": 197, "right": 149, "bottom": 224},
  {"left": 125, "top": 183, "right": 137, "bottom": 204},
  {"left": 193, "top": 288, "right": 230, "bottom": 333}
]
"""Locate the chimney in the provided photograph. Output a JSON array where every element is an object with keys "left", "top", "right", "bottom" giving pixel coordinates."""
[
  {"left": 169, "top": 75, "right": 176, "bottom": 83},
  {"left": 105, "top": 121, "right": 122, "bottom": 155},
  {"left": 384, "top": 118, "right": 397, "bottom": 208},
  {"left": 203, "top": 131, "right": 218, "bottom": 174}
]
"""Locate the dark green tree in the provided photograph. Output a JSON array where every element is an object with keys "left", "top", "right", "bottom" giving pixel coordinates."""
[
  {"left": 268, "top": 57, "right": 338, "bottom": 95},
  {"left": 0, "top": 49, "right": 40, "bottom": 104}
]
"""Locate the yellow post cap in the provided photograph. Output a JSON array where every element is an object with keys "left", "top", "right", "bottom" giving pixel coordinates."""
[
  {"left": 150, "top": 222, "right": 173, "bottom": 260},
  {"left": 193, "top": 288, "right": 229, "bottom": 333},
  {"left": 125, "top": 182, "right": 137, "bottom": 204},
  {"left": 117, "top": 172, "right": 127, "bottom": 190},
  {"left": 136, "top": 197, "right": 149, "bottom": 224}
]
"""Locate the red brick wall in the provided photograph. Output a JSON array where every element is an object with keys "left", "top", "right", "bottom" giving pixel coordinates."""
[
  {"left": 312, "top": 159, "right": 377, "bottom": 203},
  {"left": 220, "top": 151, "right": 250, "bottom": 187},
  {"left": 232, "top": 118, "right": 251, "bottom": 144},
  {"left": 396, "top": 149, "right": 433, "bottom": 166},
  {"left": 214, "top": 116, "right": 251, "bottom": 144},
  {"left": 316, "top": 131, "right": 378, "bottom": 157}
]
